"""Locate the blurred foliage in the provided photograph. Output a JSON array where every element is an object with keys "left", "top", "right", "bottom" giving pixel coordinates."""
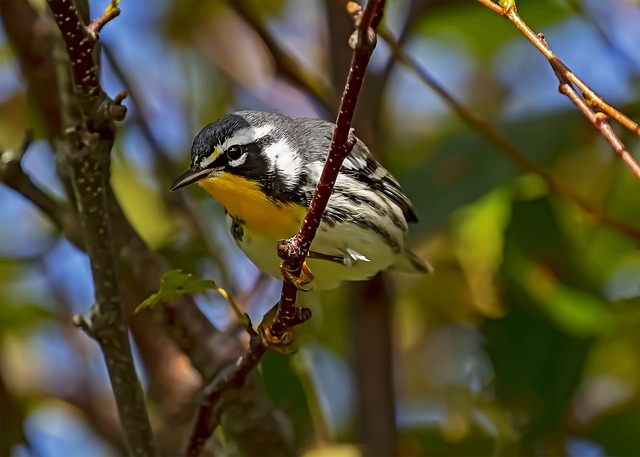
[
  {"left": 1, "top": 0, "right": 639, "bottom": 456},
  {"left": 136, "top": 269, "right": 225, "bottom": 312}
]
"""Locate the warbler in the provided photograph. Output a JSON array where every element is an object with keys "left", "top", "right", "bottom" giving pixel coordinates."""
[{"left": 171, "top": 110, "right": 430, "bottom": 290}]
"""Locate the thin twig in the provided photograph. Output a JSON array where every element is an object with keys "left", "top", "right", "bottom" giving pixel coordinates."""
[
  {"left": 182, "top": 1, "right": 387, "bottom": 455},
  {"left": 536, "top": 33, "right": 640, "bottom": 179},
  {"left": 271, "top": 0, "right": 385, "bottom": 336},
  {"left": 184, "top": 322, "right": 268, "bottom": 457},
  {"left": 476, "top": 0, "right": 640, "bottom": 179},
  {"left": 594, "top": 114, "right": 640, "bottom": 176},
  {"left": 0, "top": 140, "right": 84, "bottom": 248},
  {"left": 558, "top": 79, "right": 640, "bottom": 176},
  {"left": 86, "top": 0, "right": 120, "bottom": 39},
  {"left": 379, "top": 29, "right": 640, "bottom": 241}
]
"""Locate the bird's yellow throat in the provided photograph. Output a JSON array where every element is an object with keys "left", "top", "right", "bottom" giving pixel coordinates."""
[{"left": 199, "top": 173, "right": 305, "bottom": 238}]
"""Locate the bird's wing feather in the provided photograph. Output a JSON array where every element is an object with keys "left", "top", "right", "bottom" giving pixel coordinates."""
[
  {"left": 341, "top": 141, "right": 419, "bottom": 223},
  {"left": 290, "top": 117, "right": 419, "bottom": 224}
]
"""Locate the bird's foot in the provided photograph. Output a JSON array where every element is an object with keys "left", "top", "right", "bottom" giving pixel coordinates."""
[
  {"left": 280, "top": 261, "right": 314, "bottom": 292},
  {"left": 257, "top": 303, "right": 312, "bottom": 355},
  {"left": 258, "top": 304, "right": 297, "bottom": 354}
]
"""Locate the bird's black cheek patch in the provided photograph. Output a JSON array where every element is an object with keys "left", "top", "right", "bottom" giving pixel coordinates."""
[{"left": 227, "top": 143, "right": 268, "bottom": 179}]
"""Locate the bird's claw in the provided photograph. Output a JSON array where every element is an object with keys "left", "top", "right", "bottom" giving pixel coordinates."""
[
  {"left": 257, "top": 303, "right": 298, "bottom": 355},
  {"left": 280, "top": 261, "right": 314, "bottom": 292}
]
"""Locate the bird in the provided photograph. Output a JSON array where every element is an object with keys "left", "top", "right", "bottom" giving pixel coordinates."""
[{"left": 171, "top": 110, "right": 430, "bottom": 290}]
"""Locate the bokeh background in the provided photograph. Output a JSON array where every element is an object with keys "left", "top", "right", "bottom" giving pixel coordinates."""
[{"left": 1, "top": 0, "right": 639, "bottom": 456}]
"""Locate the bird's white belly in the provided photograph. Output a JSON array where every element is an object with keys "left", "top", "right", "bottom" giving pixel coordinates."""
[{"left": 228, "top": 216, "right": 396, "bottom": 290}]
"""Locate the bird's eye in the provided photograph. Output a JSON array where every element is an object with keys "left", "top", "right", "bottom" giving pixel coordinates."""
[{"left": 227, "top": 145, "right": 242, "bottom": 161}]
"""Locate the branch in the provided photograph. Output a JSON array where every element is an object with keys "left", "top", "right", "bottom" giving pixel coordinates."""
[
  {"left": 369, "top": 0, "right": 428, "bottom": 141},
  {"left": 539, "top": 33, "right": 640, "bottom": 179},
  {"left": 0, "top": 143, "right": 292, "bottom": 455},
  {"left": 86, "top": 0, "right": 120, "bottom": 39},
  {"left": 48, "top": 0, "right": 101, "bottom": 96},
  {"left": 476, "top": 0, "right": 640, "bottom": 180},
  {"left": 184, "top": 322, "right": 268, "bottom": 456},
  {"left": 272, "top": 0, "right": 384, "bottom": 336},
  {"left": 5, "top": 1, "right": 293, "bottom": 454},
  {"left": 182, "top": 1, "right": 387, "bottom": 455},
  {"left": 0, "top": 135, "right": 84, "bottom": 248},
  {"left": 45, "top": 1, "right": 156, "bottom": 455},
  {"left": 379, "top": 29, "right": 640, "bottom": 241},
  {"left": 593, "top": 113, "right": 640, "bottom": 175},
  {"left": 48, "top": 0, "right": 126, "bottom": 119}
]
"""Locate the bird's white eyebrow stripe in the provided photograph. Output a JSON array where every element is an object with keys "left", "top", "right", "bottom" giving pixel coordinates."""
[
  {"left": 199, "top": 125, "right": 273, "bottom": 169},
  {"left": 221, "top": 125, "right": 273, "bottom": 150}
]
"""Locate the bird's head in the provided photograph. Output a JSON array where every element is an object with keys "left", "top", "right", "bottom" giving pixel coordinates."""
[{"left": 170, "top": 112, "right": 280, "bottom": 192}]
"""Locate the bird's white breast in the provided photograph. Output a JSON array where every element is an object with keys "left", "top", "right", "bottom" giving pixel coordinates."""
[{"left": 227, "top": 215, "right": 397, "bottom": 290}]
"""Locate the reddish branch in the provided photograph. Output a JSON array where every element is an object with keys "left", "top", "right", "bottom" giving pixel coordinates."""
[
  {"left": 184, "top": 324, "right": 268, "bottom": 456},
  {"left": 272, "top": 0, "right": 385, "bottom": 337},
  {"left": 559, "top": 81, "right": 640, "bottom": 177},
  {"left": 379, "top": 29, "right": 640, "bottom": 241},
  {"left": 476, "top": 0, "right": 640, "bottom": 180},
  {"left": 182, "top": 1, "right": 387, "bottom": 455},
  {"left": 539, "top": 33, "right": 640, "bottom": 179}
]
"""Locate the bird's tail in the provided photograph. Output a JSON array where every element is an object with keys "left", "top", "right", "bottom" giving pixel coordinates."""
[{"left": 392, "top": 249, "right": 432, "bottom": 274}]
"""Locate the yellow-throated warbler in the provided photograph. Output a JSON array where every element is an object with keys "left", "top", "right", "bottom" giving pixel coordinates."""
[{"left": 171, "top": 111, "right": 430, "bottom": 290}]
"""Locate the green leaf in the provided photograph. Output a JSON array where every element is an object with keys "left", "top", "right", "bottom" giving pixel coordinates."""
[{"left": 136, "top": 269, "right": 222, "bottom": 313}]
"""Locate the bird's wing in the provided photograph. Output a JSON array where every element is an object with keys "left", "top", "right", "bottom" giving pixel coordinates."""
[{"left": 341, "top": 141, "right": 418, "bottom": 223}]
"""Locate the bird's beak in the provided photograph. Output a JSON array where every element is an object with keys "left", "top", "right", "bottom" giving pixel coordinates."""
[{"left": 170, "top": 167, "right": 213, "bottom": 191}]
